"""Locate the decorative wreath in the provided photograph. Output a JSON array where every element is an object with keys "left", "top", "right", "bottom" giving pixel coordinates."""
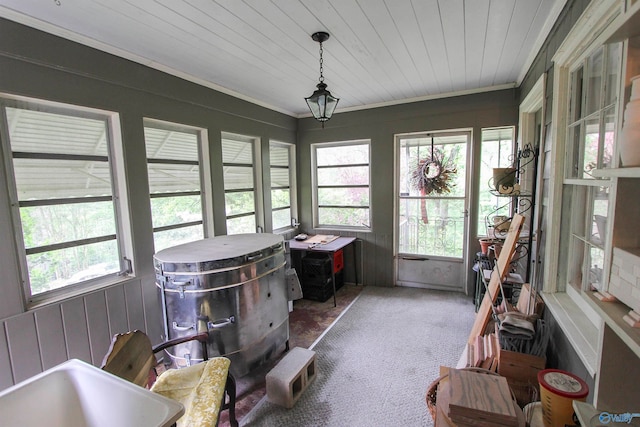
[
  {"left": 411, "top": 148, "right": 457, "bottom": 195},
  {"left": 410, "top": 146, "right": 458, "bottom": 224}
]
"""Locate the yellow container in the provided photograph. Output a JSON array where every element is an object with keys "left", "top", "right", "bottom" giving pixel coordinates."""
[{"left": 538, "top": 369, "right": 589, "bottom": 427}]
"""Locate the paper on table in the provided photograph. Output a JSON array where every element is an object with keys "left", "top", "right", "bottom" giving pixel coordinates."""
[{"left": 305, "top": 235, "right": 339, "bottom": 244}]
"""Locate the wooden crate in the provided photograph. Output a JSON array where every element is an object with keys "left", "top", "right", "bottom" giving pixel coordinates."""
[{"left": 498, "top": 348, "right": 545, "bottom": 407}]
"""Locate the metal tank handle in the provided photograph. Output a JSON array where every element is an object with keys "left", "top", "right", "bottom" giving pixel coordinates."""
[
  {"left": 173, "top": 315, "right": 235, "bottom": 332},
  {"left": 172, "top": 321, "right": 195, "bottom": 331},
  {"left": 246, "top": 252, "right": 262, "bottom": 262},
  {"left": 208, "top": 315, "right": 235, "bottom": 329}
]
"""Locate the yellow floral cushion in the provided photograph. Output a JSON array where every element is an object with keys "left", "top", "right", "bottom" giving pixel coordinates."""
[{"left": 150, "top": 357, "right": 230, "bottom": 427}]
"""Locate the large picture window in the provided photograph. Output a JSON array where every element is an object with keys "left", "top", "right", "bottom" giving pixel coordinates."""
[
  {"left": 144, "top": 120, "right": 207, "bottom": 251},
  {"left": 312, "top": 140, "right": 370, "bottom": 229},
  {"left": 0, "top": 98, "right": 130, "bottom": 302}
]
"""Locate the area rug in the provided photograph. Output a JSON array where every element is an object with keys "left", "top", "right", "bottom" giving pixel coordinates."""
[{"left": 241, "top": 286, "right": 476, "bottom": 427}]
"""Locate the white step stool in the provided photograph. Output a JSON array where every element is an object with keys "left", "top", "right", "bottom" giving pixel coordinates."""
[{"left": 266, "top": 347, "right": 317, "bottom": 408}]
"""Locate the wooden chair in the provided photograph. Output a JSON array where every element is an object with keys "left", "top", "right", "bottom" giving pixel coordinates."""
[{"left": 101, "top": 330, "right": 238, "bottom": 427}]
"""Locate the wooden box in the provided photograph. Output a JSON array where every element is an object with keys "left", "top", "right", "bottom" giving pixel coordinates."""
[{"left": 498, "top": 348, "right": 545, "bottom": 407}]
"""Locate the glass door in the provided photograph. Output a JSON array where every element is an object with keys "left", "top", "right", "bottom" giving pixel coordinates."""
[{"left": 395, "top": 131, "right": 470, "bottom": 290}]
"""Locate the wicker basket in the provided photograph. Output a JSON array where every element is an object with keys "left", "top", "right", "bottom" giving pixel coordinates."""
[{"left": 425, "top": 374, "right": 446, "bottom": 420}]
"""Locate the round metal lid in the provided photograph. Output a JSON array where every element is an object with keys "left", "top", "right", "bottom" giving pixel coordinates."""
[{"left": 153, "top": 233, "right": 284, "bottom": 265}]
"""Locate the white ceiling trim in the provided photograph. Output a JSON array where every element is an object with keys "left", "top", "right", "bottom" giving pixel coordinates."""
[{"left": 300, "top": 82, "right": 518, "bottom": 118}]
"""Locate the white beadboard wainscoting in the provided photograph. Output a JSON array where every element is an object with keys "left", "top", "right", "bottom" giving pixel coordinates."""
[{"left": 0, "top": 275, "right": 162, "bottom": 390}]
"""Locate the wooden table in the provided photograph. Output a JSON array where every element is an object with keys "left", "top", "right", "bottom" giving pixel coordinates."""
[{"left": 288, "top": 236, "right": 357, "bottom": 307}]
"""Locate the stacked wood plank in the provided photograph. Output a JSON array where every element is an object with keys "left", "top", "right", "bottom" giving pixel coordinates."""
[
  {"left": 447, "top": 368, "right": 519, "bottom": 427},
  {"left": 466, "top": 332, "right": 500, "bottom": 371}
]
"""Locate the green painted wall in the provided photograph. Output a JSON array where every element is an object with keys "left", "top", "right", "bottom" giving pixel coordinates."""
[
  {"left": 297, "top": 90, "right": 520, "bottom": 289},
  {"left": 0, "top": 17, "right": 297, "bottom": 318},
  {"left": 0, "top": 17, "right": 522, "bottom": 296}
]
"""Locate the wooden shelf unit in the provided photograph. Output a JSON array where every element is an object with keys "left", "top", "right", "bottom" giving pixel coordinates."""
[
  {"left": 588, "top": 170, "right": 640, "bottom": 409},
  {"left": 585, "top": 291, "right": 640, "bottom": 358},
  {"left": 584, "top": 28, "right": 640, "bottom": 409}
]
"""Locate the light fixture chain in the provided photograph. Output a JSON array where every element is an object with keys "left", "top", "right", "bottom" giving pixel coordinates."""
[
  {"left": 305, "top": 31, "right": 339, "bottom": 126},
  {"left": 318, "top": 42, "right": 324, "bottom": 82}
]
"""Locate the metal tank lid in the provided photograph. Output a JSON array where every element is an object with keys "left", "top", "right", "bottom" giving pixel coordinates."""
[{"left": 153, "top": 233, "right": 284, "bottom": 264}]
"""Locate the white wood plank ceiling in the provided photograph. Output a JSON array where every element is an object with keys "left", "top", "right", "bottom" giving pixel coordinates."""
[{"left": 0, "top": 0, "right": 566, "bottom": 117}]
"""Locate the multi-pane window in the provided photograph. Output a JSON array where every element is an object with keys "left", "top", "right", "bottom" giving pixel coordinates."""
[
  {"left": 559, "top": 43, "right": 621, "bottom": 292},
  {"left": 0, "top": 99, "right": 128, "bottom": 301},
  {"left": 269, "top": 141, "right": 296, "bottom": 231},
  {"left": 222, "top": 132, "right": 261, "bottom": 234},
  {"left": 567, "top": 45, "right": 620, "bottom": 179},
  {"left": 312, "top": 140, "right": 370, "bottom": 229},
  {"left": 477, "top": 127, "right": 515, "bottom": 235},
  {"left": 144, "top": 121, "right": 206, "bottom": 251}
]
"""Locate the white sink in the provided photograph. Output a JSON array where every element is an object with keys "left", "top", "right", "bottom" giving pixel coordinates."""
[{"left": 0, "top": 359, "right": 184, "bottom": 427}]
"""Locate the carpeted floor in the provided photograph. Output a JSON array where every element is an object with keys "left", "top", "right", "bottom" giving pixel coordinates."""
[
  {"left": 241, "top": 286, "right": 476, "bottom": 427},
  {"left": 217, "top": 283, "right": 364, "bottom": 427}
]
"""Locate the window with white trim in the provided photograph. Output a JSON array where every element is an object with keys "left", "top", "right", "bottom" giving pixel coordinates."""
[
  {"left": 222, "top": 132, "right": 262, "bottom": 234},
  {"left": 144, "top": 120, "right": 207, "bottom": 251},
  {"left": 559, "top": 43, "right": 621, "bottom": 293},
  {"left": 269, "top": 141, "right": 296, "bottom": 231},
  {"left": 477, "top": 127, "right": 515, "bottom": 236},
  {"left": 312, "top": 140, "right": 370, "bottom": 229},
  {"left": 0, "top": 97, "right": 130, "bottom": 302}
]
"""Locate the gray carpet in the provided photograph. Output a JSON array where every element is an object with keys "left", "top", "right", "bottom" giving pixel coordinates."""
[{"left": 241, "top": 285, "right": 476, "bottom": 427}]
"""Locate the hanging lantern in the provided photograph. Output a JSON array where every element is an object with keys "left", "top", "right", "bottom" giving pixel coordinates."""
[{"left": 305, "top": 32, "right": 339, "bottom": 126}]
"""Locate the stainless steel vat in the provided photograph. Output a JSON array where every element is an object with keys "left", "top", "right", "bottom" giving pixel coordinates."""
[{"left": 153, "top": 234, "right": 289, "bottom": 377}]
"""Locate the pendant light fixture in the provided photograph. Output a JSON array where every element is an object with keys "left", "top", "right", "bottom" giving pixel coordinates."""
[{"left": 305, "top": 31, "right": 339, "bottom": 126}]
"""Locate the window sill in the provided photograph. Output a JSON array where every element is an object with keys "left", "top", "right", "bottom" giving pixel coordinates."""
[
  {"left": 541, "top": 290, "right": 600, "bottom": 377},
  {"left": 314, "top": 225, "right": 372, "bottom": 233},
  {"left": 27, "top": 274, "right": 136, "bottom": 310},
  {"left": 273, "top": 226, "right": 296, "bottom": 235},
  {"left": 591, "top": 167, "right": 640, "bottom": 178},
  {"left": 583, "top": 290, "right": 640, "bottom": 359}
]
